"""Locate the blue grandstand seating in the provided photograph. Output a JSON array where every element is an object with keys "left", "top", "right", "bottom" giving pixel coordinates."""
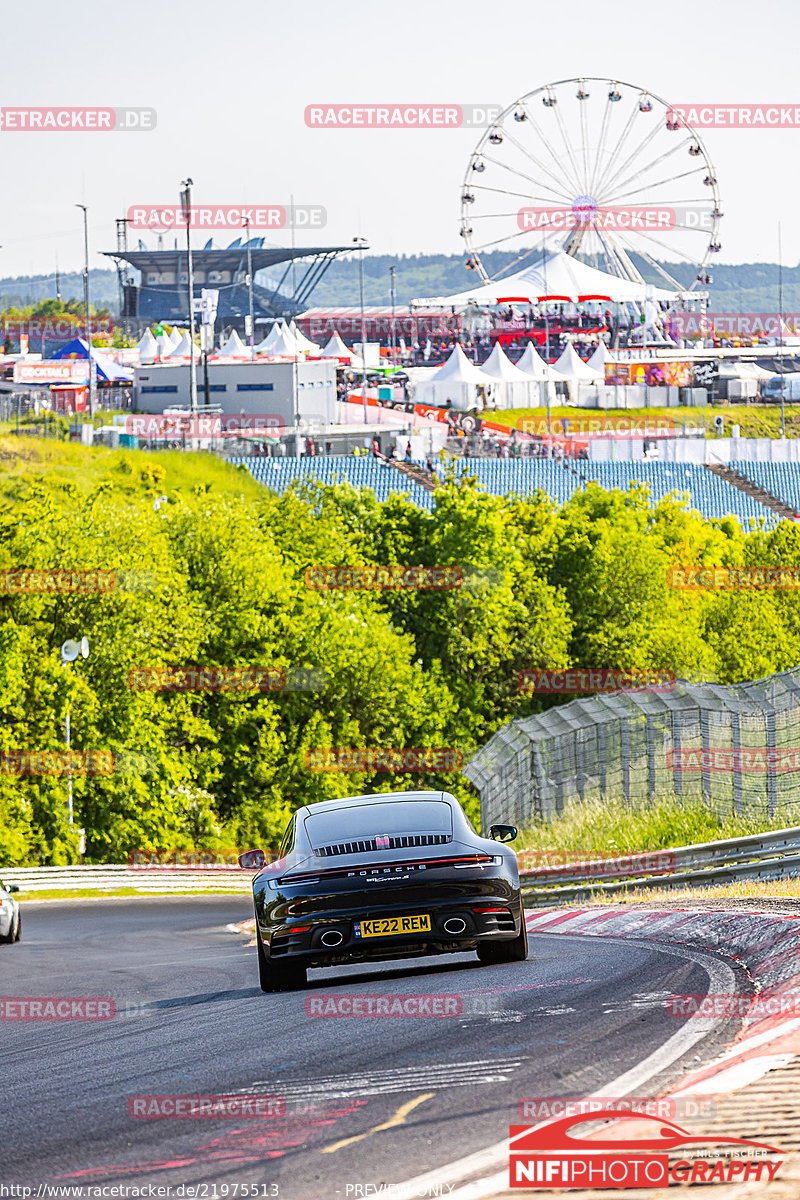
[
  {"left": 229, "top": 456, "right": 782, "bottom": 527},
  {"left": 730, "top": 461, "right": 800, "bottom": 515}
]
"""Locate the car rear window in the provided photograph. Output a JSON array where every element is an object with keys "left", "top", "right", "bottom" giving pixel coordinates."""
[{"left": 304, "top": 801, "right": 452, "bottom": 849}]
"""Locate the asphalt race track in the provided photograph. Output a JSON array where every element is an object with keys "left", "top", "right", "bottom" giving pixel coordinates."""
[{"left": 0, "top": 898, "right": 750, "bottom": 1198}]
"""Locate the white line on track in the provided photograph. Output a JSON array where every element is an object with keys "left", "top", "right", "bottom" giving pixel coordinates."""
[{"left": 391, "top": 936, "right": 738, "bottom": 1200}]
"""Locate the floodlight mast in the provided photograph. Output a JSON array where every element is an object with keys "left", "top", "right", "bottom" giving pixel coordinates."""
[
  {"left": 61, "top": 637, "right": 89, "bottom": 831},
  {"left": 181, "top": 179, "right": 199, "bottom": 414}
]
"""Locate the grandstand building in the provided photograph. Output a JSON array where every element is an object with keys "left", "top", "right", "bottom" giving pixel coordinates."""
[{"left": 104, "top": 235, "right": 353, "bottom": 336}]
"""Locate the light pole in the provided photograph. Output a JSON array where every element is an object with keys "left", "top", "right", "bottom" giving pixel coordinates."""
[
  {"left": 389, "top": 264, "right": 396, "bottom": 367},
  {"left": 244, "top": 216, "right": 255, "bottom": 361},
  {"left": 61, "top": 636, "right": 89, "bottom": 830},
  {"left": 180, "top": 179, "right": 199, "bottom": 413},
  {"left": 76, "top": 206, "right": 95, "bottom": 417},
  {"left": 779, "top": 222, "right": 786, "bottom": 439},
  {"left": 354, "top": 237, "right": 368, "bottom": 425}
]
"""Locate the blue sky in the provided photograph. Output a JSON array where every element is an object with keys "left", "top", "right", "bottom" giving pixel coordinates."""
[{"left": 0, "top": 0, "right": 795, "bottom": 281}]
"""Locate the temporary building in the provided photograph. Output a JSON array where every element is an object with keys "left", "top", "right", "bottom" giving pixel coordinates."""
[
  {"left": 416, "top": 343, "right": 493, "bottom": 411},
  {"left": 165, "top": 331, "right": 194, "bottom": 358},
  {"left": 320, "top": 332, "right": 352, "bottom": 359},
  {"left": 551, "top": 342, "right": 603, "bottom": 381},
  {"left": 480, "top": 343, "right": 538, "bottom": 408},
  {"left": 586, "top": 342, "right": 611, "bottom": 373},
  {"left": 168, "top": 327, "right": 184, "bottom": 349},
  {"left": 156, "top": 333, "right": 173, "bottom": 359},
  {"left": 414, "top": 250, "right": 677, "bottom": 308},
  {"left": 49, "top": 338, "right": 133, "bottom": 382},
  {"left": 217, "top": 330, "right": 249, "bottom": 357},
  {"left": 289, "top": 320, "right": 321, "bottom": 356},
  {"left": 134, "top": 329, "right": 158, "bottom": 363},
  {"left": 269, "top": 323, "right": 299, "bottom": 357}
]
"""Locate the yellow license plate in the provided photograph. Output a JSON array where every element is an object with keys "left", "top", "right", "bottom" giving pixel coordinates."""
[{"left": 355, "top": 914, "right": 431, "bottom": 939}]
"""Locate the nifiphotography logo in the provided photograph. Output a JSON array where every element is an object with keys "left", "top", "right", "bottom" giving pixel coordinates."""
[{"left": 509, "top": 1109, "right": 783, "bottom": 1188}]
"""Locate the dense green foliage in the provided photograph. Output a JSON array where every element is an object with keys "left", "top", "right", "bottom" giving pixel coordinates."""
[{"left": 2, "top": 440, "right": 800, "bottom": 865}]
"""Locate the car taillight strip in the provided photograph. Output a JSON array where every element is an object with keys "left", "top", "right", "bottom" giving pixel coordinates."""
[{"left": 279, "top": 854, "right": 494, "bottom": 885}]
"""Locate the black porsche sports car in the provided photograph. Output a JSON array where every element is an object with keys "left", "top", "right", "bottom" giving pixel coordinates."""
[{"left": 238, "top": 790, "right": 527, "bottom": 991}]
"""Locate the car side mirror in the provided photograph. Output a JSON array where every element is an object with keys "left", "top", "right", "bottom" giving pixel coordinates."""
[
  {"left": 238, "top": 848, "right": 268, "bottom": 870},
  {"left": 489, "top": 824, "right": 518, "bottom": 843},
  {"left": 6, "top": 884, "right": 19, "bottom": 893}
]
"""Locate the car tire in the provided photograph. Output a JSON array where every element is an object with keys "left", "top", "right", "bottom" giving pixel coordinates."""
[
  {"left": 257, "top": 927, "right": 307, "bottom": 992},
  {"left": 476, "top": 917, "right": 528, "bottom": 964},
  {"left": 13, "top": 911, "right": 21, "bottom": 942},
  {"left": 0, "top": 913, "right": 15, "bottom": 944}
]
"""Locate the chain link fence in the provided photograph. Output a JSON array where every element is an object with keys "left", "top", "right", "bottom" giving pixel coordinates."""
[{"left": 465, "top": 669, "right": 800, "bottom": 829}]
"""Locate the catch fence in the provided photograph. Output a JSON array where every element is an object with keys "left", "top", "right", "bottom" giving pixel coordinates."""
[{"left": 465, "top": 667, "right": 800, "bottom": 829}]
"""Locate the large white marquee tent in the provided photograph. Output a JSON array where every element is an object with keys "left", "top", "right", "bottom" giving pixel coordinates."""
[{"left": 413, "top": 251, "right": 677, "bottom": 309}]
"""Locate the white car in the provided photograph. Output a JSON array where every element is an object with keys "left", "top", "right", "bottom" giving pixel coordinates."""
[{"left": 0, "top": 879, "right": 21, "bottom": 944}]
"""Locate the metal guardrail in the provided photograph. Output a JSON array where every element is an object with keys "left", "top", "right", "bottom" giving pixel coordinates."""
[
  {"left": 0, "top": 865, "right": 251, "bottom": 893},
  {"left": 519, "top": 825, "right": 800, "bottom": 905}
]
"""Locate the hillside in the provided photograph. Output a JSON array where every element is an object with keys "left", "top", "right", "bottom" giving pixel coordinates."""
[{"left": 1, "top": 256, "right": 797, "bottom": 318}]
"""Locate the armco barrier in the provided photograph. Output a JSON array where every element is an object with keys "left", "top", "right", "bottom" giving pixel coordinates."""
[
  {"left": 519, "top": 825, "right": 800, "bottom": 905},
  {"left": 0, "top": 865, "right": 251, "bottom": 893}
]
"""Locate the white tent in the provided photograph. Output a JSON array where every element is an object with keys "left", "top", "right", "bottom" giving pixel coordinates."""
[
  {"left": 517, "top": 343, "right": 555, "bottom": 380},
  {"left": 134, "top": 329, "right": 158, "bottom": 363},
  {"left": 168, "top": 327, "right": 184, "bottom": 349},
  {"left": 552, "top": 343, "right": 602, "bottom": 381},
  {"left": 218, "top": 330, "right": 249, "bottom": 357},
  {"left": 289, "top": 320, "right": 321, "bottom": 356},
  {"left": 165, "top": 331, "right": 194, "bottom": 358},
  {"left": 480, "top": 343, "right": 538, "bottom": 409},
  {"left": 416, "top": 343, "right": 493, "bottom": 411},
  {"left": 270, "top": 323, "right": 299, "bottom": 357},
  {"left": 414, "top": 250, "right": 677, "bottom": 308},
  {"left": 155, "top": 333, "right": 173, "bottom": 359},
  {"left": 586, "top": 342, "right": 611, "bottom": 374},
  {"left": 320, "top": 332, "right": 352, "bottom": 359}
]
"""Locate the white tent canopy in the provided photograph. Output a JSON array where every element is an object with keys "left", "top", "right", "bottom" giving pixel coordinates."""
[
  {"left": 586, "top": 342, "right": 611, "bottom": 373},
  {"left": 480, "top": 343, "right": 539, "bottom": 409},
  {"left": 218, "top": 330, "right": 249, "bottom": 357},
  {"left": 552, "top": 342, "right": 602, "bottom": 381},
  {"left": 414, "top": 250, "right": 677, "bottom": 308},
  {"left": 134, "top": 329, "right": 158, "bottom": 362},
  {"left": 415, "top": 344, "right": 493, "bottom": 411},
  {"left": 155, "top": 333, "right": 173, "bottom": 359},
  {"left": 289, "top": 320, "right": 321, "bottom": 355},
  {"left": 168, "top": 326, "right": 184, "bottom": 349},
  {"left": 269, "top": 323, "right": 299, "bottom": 357},
  {"left": 165, "top": 331, "right": 194, "bottom": 357},
  {"left": 320, "top": 332, "right": 352, "bottom": 358}
]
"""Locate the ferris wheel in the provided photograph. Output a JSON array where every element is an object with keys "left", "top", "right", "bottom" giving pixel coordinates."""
[{"left": 459, "top": 77, "right": 721, "bottom": 301}]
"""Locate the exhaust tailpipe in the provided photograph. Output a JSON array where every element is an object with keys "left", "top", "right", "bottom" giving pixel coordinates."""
[
  {"left": 320, "top": 929, "right": 344, "bottom": 948},
  {"left": 443, "top": 917, "right": 467, "bottom": 935}
]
